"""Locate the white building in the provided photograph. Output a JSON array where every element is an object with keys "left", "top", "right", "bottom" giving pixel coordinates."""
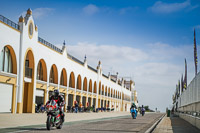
[{"left": 0, "top": 9, "right": 135, "bottom": 113}]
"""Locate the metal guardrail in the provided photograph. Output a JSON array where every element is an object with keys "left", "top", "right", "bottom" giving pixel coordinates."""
[
  {"left": 0, "top": 15, "right": 19, "bottom": 30},
  {"left": 38, "top": 37, "right": 62, "bottom": 53}
]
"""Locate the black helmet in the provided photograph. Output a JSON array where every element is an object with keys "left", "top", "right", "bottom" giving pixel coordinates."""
[{"left": 53, "top": 89, "right": 59, "bottom": 97}]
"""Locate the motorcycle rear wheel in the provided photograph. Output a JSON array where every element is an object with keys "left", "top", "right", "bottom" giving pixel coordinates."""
[{"left": 46, "top": 115, "right": 51, "bottom": 130}]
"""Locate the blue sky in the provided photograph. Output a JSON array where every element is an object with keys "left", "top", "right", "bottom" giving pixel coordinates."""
[{"left": 1, "top": 0, "right": 200, "bottom": 112}]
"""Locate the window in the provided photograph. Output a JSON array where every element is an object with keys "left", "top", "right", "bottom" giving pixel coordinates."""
[
  {"left": 50, "top": 68, "right": 54, "bottom": 83},
  {"left": 37, "top": 61, "right": 43, "bottom": 80},
  {"left": 0, "top": 46, "right": 12, "bottom": 73},
  {"left": 60, "top": 71, "right": 64, "bottom": 85}
]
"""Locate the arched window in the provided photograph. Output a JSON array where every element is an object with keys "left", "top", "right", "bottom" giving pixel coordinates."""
[
  {"left": 37, "top": 61, "right": 43, "bottom": 80},
  {"left": 83, "top": 77, "right": 87, "bottom": 91},
  {"left": 49, "top": 65, "right": 58, "bottom": 84},
  {"left": 94, "top": 81, "right": 97, "bottom": 93},
  {"left": 0, "top": 46, "right": 12, "bottom": 73},
  {"left": 60, "top": 69, "right": 67, "bottom": 86},
  {"left": 69, "top": 72, "right": 75, "bottom": 88}
]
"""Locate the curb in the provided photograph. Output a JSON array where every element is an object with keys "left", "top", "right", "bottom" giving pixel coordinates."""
[{"left": 145, "top": 114, "right": 165, "bottom": 133}]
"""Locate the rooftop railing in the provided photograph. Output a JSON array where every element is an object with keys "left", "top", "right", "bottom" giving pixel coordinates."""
[
  {"left": 38, "top": 37, "right": 62, "bottom": 53},
  {"left": 88, "top": 65, "right": 97, "bottom": 73},
  {"left": 0, "top": 15, "right": 19, "bottom": 30},
  {"left": 111, "top": 78, "right": 116, "bottom": 83},
  {"left": 103, "top": 74, "right": 108, "bottom": 79},
  {"left": 67, "top": 53, "right": 84, "bottom": 65}
]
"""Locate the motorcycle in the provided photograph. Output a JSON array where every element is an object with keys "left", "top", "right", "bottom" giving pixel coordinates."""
[
  {"left": 46, "top": 100, "right": 63, "bottom": 130},
  {"left": 141, "top": 108, "right": 145, "bottom": 116},
  {"left": 131, "top": 107, "right": 137, "bottom": 119}
]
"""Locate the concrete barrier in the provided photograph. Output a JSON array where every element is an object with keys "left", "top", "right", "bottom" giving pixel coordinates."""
[{"left": 178, "top": 113, "right": 200, "bottom": 129}]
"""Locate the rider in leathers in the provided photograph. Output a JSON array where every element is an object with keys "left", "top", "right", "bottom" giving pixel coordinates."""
[{"left": 46, "top": 89, "right": 65, "bottom": 122}]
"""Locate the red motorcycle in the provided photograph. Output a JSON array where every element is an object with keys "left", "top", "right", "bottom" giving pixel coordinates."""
[{"left": 46, "top": 100, "right": 63, "bottom": 130}]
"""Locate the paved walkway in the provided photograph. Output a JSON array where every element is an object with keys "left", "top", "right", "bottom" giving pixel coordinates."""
[
  {"left": 0, "top": 112, "right": 130, "bottom": 129},
  {"left": 153, "top": 115, "right": 200, "bottom": 133}
]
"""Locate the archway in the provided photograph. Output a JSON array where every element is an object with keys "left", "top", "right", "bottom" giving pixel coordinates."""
[
  {"left": 76, "top": 75, "right": 81, "bottom": 90},
  {"left": 0, "top": 45, "right": 17, "bottom": 74},
  {"left": 22, "top": 49, "right": 35, "bottom": 113},
  {"left": 36, "top": 59, "right": 47, "bottom": 81},
  {"left": 69, "top": 72, "right": 75, "bottom": 88},
  {"left": 49, "top": 64, "right": 58, "bottom": 84},
  {"left": 102, "top": 85, "right": 104, "bottom": 95},
  {"left": 83, "top": 77, "right": 87, "bottom": 91},
  {"left": 60, "top": 68, "right": 67, "bottom": 86},
  {"left": 93, "top": 81, "right": 97, "bottom": 93},
  {"left": 105, "top": 86, "right": 107, "bottom": 96},
  {"left": 0, "top": 45, "right": 17, "bottom": 113},
  {"left": 89, "top": 79, "right": 92, "bottom": 93},
  {"left": 99, "top": 82, "right": 101, "bottom": 95}
]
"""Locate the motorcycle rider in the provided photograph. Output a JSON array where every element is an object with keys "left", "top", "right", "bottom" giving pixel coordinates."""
[
  {"left": 130, "top": 103, "right": 137, "bottom": 117},
  {"left": 46, "top": 89, "right": 65, "bottom": 122},
  {"left": 130, "top": 102, "right": 137, "bottom": 110},
  {"left": 141, "top": 105, "right": 145, "bottom": 116}
]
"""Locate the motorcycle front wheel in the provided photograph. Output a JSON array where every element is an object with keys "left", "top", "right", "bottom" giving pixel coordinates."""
[{"left": 46, "top": 115, "right": 51, "bottom": 130}]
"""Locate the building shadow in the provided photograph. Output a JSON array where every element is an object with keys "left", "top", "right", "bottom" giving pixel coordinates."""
[{"left": 170, "top": 115, "right": 200, "bottom": 133}]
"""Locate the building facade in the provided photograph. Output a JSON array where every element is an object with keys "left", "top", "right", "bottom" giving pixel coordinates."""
[{"left": 0, "top": 9, "right": 135, "bottom": 113}]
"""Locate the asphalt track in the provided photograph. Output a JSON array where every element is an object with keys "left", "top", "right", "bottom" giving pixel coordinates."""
[{"left": 2, "top": 113, "right": 164, "bottom": 133}]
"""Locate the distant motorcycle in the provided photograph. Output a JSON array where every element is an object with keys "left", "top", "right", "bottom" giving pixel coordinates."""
[
  {"left": 141, "top": 108, "right": 145, "bottom": 116},
  {"left": 131, "top": 107, "right": 137, "bottom": 119},
  {"left": 46, "top": 100, "right": 63, "bottom": 130}
]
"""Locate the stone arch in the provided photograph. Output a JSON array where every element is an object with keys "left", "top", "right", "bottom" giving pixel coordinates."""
[
  {"left": 49, "top": 64, "right": 58, "bottom": 84},
  {"left": 60, "top": 68, "right": 67, "bottom": 86},
  {"left": 36, "top": 59, "right": 47, "bottom": 81},
  {"left": 76, "top": 74, "right": 81, "bottom": 90},
  {"left": 69, "top": 72, "right": 75, "bottom": 88}
]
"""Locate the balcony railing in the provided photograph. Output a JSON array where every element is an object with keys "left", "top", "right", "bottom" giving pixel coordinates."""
[
  {"left": 25, "top": 67, "right": 32, "bottom": 78},
  {"left": 38, "top": 37, "right": 62, "bottom": 53},
  {"left": 0, "top": 15, "right": 19, "bottom": 30}
]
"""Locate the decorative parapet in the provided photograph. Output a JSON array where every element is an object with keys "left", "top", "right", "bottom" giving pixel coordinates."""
[
  {"left": 0, "top": 15, "right": 19, "bottom": 30},
  {"left": 38, "top": 37, "right": 62, "bottom": 53}
]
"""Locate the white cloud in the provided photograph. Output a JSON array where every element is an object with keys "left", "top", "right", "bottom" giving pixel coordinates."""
[
  {"left": 59, "top": 42, "right": 198, "bottom": 112},
  {"left": 20, "top": 8, "right": 54, "bottom": 19},
  {"left": 83, "top": 4, "right": 99, "bottom": 15},
  {"left": 149, "top": 0, "right": 197, "bottom": 14},
  {"left": 195, "top": 25, "right": 200, "bottom": 29},
  {"left": 119, "top": 7, "right": 138, "bottom": 15},
  {"left": 32, "top": 8, "right": 54, "bottom": 19}
]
